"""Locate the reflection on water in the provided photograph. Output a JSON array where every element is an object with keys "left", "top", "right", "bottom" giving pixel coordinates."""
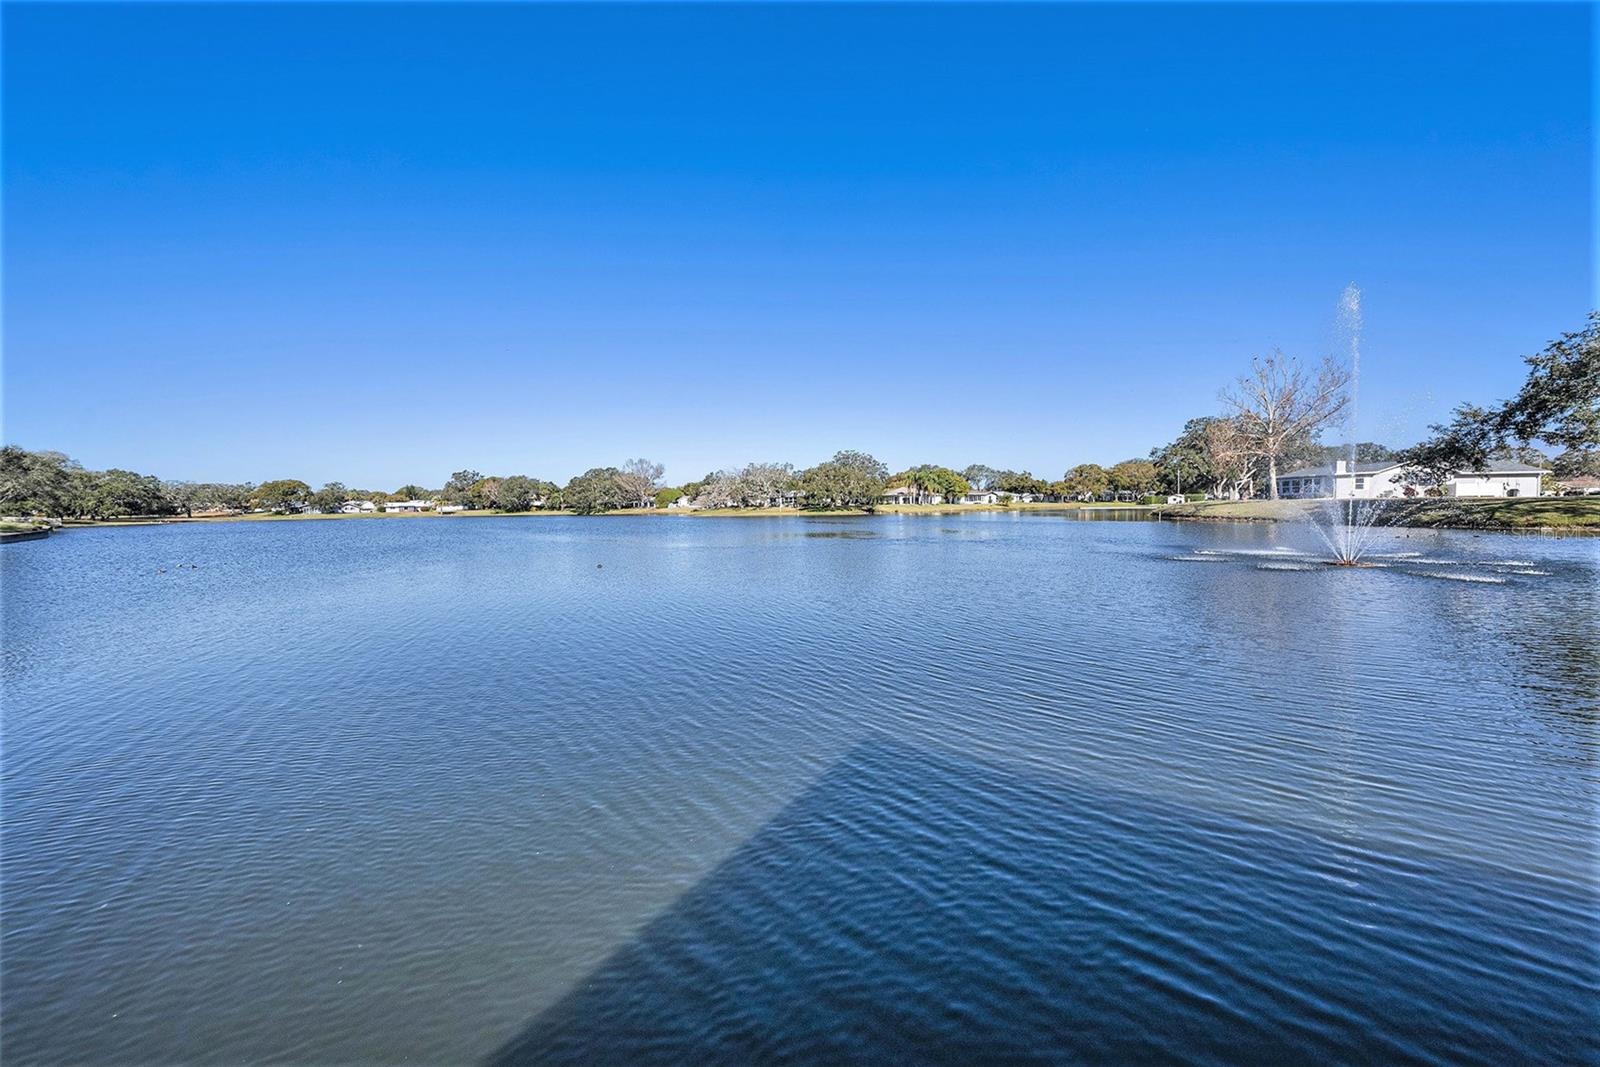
[
  {"left": 1, "top": 515, "right": 1596, "bottom": 1065},
  {"left": 492, "top": 739, "right": 1592, "bottom": 1065}
]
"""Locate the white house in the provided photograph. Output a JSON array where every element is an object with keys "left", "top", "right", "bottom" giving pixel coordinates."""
[
  {"left": 964, "top": 489, "right": 1000, "bottom": 505},
  {"left": 1275, "top": 459, "right": 1545, "bottom": 500},
  {"left": 339, "top": 500, "right": 377, "bottom": 514},
  {"left": 437, "top": 504, "right": 467, "bottom": 514},
  {"left": 881, "top": 486, "right": 944, "bottom": 505},
  {"left": 383, "top": 499, "right": 434, "bottom": 513}
]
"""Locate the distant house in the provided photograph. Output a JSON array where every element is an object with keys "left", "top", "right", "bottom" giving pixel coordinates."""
[
  {"left": 964, "top": 489, "right": 999, "bottom": 505},
  {"left": 383, "top": 499, "right": 434, "bottom": 513},
  {"left": 1559, "top": 475, "right": 1600, "bottom": 496},
  {"left": 340, "top": 500, "right": 377, "bottom": 514},
  {"left": 881, "top": 486, "right": 944, "bottom": 505},
  {"left": 1165, "top": 494, "right": 1186, "bottom": 505},
  {"left": 437, "top": 504, "right": 467, "bottom": 514},
  {"left": 1275, "top": 459, "right": 1546, "bottom": 500}
]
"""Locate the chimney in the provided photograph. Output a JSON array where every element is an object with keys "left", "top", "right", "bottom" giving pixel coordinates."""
[{"left": 1334, "top": 459, "right": 1348, "bottom": 475}]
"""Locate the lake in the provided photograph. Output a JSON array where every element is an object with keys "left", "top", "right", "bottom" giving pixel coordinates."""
[{"left": 2, "top": 514, "right": 1596, "bottom": 1064}]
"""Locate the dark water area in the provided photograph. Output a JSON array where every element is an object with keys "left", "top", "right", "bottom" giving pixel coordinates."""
[{"left": 2, "top": 515, "right": 1596, "bottom": 1064}]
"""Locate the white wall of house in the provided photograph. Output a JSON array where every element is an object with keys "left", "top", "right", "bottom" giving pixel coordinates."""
[
  {"left": 1449, "top": 472, "right": 1541, "bottom": 498},
  {"left": 1278, "top": 462, "right": 1544, "bottom": 500},
  {"left": 1342, "top": 466, "right": 1411, "bottom": 499},
  {"left": 1279, "top": 462, "right": 1410, "bottom": 500}
]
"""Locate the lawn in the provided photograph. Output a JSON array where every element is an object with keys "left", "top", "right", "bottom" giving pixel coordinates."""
[{"left": 1167, "top": 496, "right": 1600, "bottom": 530}]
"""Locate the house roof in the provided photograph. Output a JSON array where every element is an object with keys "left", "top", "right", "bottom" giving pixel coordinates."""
[
  {"left": 1457, "top": 460, "right": 1550, "bottom": 475},
  {"left": 1279, "top": 459, "right": 1548, "bottom": 479},
  {"left": 1278, "top": 461, "right": 1402, "bottom": 478}
]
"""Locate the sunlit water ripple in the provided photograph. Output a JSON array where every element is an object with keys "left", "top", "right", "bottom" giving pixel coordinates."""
[{"left": 2, "top": 514, "right": 1596, "bottom": 1064}]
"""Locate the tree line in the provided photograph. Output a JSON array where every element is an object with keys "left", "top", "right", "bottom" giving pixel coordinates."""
[{"left": 4, "top": 312, "right": 1591, "bottom": 519}]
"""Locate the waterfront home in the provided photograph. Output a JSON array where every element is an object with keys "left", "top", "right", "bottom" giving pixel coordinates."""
[
  {"left": 882, "top": 486, "right": 945, "bottom": 505},
  {"left": 1558, "top": 475, "right": 1600, "bottom": 496},
  {"left": 964, "top": 489, "right": 1000, "bottom": 505},
  {"left": 383, "top": 499, "right": 434, "bottom": 513},
  {"left": 340, "top": 500, "right": 377, "bottom": 514},
  {"left": 1275, "top": 459, "right": 1546, "bottom": 500},
  {"left": 437, "top": 504, "right": 467, "bottom": 514}
]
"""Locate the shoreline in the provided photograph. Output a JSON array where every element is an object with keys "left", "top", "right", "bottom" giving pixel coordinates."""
[
  {"left": 1161, "top": 497, "right": 1600, "bottom": 534},
  {"left": 44, "top": 496, "right": 1600, "bottom": 534}
]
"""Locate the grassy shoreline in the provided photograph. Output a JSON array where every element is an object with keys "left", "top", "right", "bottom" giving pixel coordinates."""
[
  {"left": 65, "top": 500, "right": 1152, "bottom": 527},
  {"left": 1163, "top": 497, "right": 1600, "bottom": 532},
  {"left": 52, "top": 496, "right": 1600, "bottom": 533}
]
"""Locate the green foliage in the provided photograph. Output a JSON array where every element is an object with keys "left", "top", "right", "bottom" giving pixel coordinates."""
[
  {"left": 441, "top": 469, "right": 484, "bottom": 505},
  {"left": 1498, "top": 312, "right": 1599, "bottom": 452},
  {"left": 310, "top": 482, "right": 348, "bottom": 513},
  {"left": 1109, "top": 459, "right": 1158, "bottom": 495},
  {"left": 1149, "top": 417, "right": 1223, "bottom": 493},
  {"left": 1305, "top": 441, "right": 1400, "bottom": 465},
  {"left": 961, "top": 464, "right": 1000, "bottom": 490},
  {"left": 1061, "top": 463, "right": 1110, "bottom": 499},
  {"left": 1405, "top": 312, "right": 1597, "bottom": 481},
  {"left": 254, "top": 479, "right": 312, "bottom": 513},
  {"left": 90, "top": 469, "right": 175, "bottom": 518},
  {"left": 0, "top": 446, "right": 81, "bottom": 516},
  {"left": 996, "top": 470, "right": 1049, "bottom": 495},
  {"left": 1553, "top": 448, "right": 1600, "bottom": 479},
  {"left": 563, "top": 468, "right": 626, "bottom": 514},
  {"left": 496, "top": 475, "right": 541, "bottom": 511},
  {"left": 797, "top": 450, "right": 888, "bottom": 508},
  {"left": 888, "top": 464, "right": 970, "bottom": 502},
  {"left": 0, "top": 450, "right": 187, "bottom": 519},
  {"left": 655, "top": 487, "right": 683, "bottom": 508}
]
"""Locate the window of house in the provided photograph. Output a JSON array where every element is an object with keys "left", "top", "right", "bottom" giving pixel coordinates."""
[{"left": 1355, "top": 477, "right": 1366, "bottom": 489}]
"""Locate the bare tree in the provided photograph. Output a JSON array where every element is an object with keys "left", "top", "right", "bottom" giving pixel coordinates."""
[
  {"left": 695, "top": 469, "right": 740, "bottom": 509},
  {"left": 616, "top": 457, "right": 665, "bottom": 508},
  {"left": 1220, "top": 350, "right": 1351, "bottom": 499},
  {"left": 1203, "top": 418, "right": 1259, "bottom": 499},
  {"left": 735, "top": 462, "right": 795, "bottom": 507}
]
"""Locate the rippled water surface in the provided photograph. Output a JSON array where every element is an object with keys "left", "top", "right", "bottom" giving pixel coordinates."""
[{"left": 3, "top": 515, "right": 1597, "bottom": 1064}]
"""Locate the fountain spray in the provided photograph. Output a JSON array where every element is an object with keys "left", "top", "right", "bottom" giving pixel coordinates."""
[
  {"left": 1306, "top": 284, "right": 1386, "bottom": 565},
  {"left": 1340, "top": 285, "right": 1362, "bottom": 550}
]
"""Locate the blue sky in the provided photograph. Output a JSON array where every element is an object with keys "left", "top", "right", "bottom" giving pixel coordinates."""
[{"left": 3, "top": 3, "right": 1591, "bottom": 488}]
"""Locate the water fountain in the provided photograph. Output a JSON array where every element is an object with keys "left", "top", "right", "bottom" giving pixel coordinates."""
[{"left": 1305, "top": 284, "right": 1389, "bottom": 566}]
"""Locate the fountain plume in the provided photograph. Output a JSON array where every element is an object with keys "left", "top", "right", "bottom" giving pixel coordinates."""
[{"left": 1311, "top": 284, "right": 1386, "bottom": 565}]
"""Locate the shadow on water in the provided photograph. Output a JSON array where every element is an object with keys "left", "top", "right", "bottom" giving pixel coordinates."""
[{"left": 485, "top": 740, "right": 1592, "bottom": 1066}]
